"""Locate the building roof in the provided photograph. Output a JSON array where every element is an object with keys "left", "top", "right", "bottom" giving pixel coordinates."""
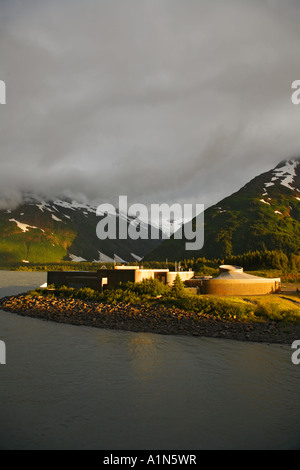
[{"left": 212, "top": 265, "right": 280, "bottom": 283}]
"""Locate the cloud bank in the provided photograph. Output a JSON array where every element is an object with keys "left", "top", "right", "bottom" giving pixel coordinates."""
[{"left": 1, "top": 0, "right": 300, "bottom": 209}]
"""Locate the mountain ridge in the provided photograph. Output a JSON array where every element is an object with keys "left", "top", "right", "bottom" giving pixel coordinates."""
[
  {"left": 146, "top": 157, "right": 300, "bottom": 261},
  {"left": 1, "top": 157, "right": 299, "bottom": 264},
  {"left": 0, "top": 195, "right": 162, "bottom": 264}
]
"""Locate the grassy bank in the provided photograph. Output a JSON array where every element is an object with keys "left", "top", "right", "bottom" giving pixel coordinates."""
[{"left": 28, "top": 277, "right": 300, "bottom": 324}]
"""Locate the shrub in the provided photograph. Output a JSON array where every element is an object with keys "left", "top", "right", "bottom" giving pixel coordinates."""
[
  {"left": 171, "top": 274, "right": 185, "bottom": 298},
  {"left": 120, "top": 278, "right": 170, "bottom": 297}
]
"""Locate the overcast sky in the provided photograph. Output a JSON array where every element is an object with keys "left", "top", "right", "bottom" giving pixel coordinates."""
[{"left": 1, "top": 0, "right": 300, "bottom": 210}]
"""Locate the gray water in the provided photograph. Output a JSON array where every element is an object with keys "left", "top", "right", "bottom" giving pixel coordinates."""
[{"left": 0, "top": 270, "right": 299, "bottom": 450}]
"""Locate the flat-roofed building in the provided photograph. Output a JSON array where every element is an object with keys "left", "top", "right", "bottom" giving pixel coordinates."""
[
  {"left": 47, "top": 266, "right": 195, "bottom": 291},
  {"left": 47, "top": 264, "right": 280, "bottom": 295}
]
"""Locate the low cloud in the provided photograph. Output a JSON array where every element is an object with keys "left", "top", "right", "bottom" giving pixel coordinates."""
[{"left": 1, "top": 0, "right": 300, "bottom": 209}]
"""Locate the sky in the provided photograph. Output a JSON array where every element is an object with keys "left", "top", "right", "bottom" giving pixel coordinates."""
[{"left": 1, "top": 0, "right": 300, "bottom": 210}]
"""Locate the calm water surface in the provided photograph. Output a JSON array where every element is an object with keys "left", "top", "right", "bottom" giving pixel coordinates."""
[{"left": 0, "top": 270, "right": 299, "bottom": 450}]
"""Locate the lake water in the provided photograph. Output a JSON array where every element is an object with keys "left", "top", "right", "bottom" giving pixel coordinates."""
[{"left": 0, "top": 270, "right": 299, "bottom": 450}]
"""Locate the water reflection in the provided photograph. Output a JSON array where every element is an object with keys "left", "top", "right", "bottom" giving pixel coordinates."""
[
  {"left": 0, "top": 271, "right": 300, "bottom": 449},
  {"left": 129, "top": 334, "right": 163, "bottom": 382}
]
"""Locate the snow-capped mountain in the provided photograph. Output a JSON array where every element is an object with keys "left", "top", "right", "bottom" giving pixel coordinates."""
[
  {"left": 241, "top": 157, "right": 300, "bottom": 197},
  {"left": 147, "top": 157, "right": 300, "bottom": 260},
  {"left": 2, "top": 157, "right": 299, "bottom": 265},
  {"left": 0, "top": 194, "right": 163, "bottom": 264}
]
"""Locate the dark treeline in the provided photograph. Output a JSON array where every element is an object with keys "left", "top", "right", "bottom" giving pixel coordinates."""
[
  {"left": 224, "top": 250, "right": 299, "bottom": 271},
  {"left": 179, "top": 250, "right": 300, "bottom": 272},
  {"left": 1, "top": 249, "right": 299, "bottom": 274},
  {"left": 143, "top": 250, "right": 299, "bottom": 272}
]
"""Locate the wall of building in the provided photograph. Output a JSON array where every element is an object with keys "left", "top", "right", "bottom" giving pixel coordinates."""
[
  {"left": 134, "top": 269, "right": 170, "bottom": 284},
  {"left": 47, "top": 269, "right": 137, "bottom": 291},
  {"left": 104, "top": 269, "right": 136, "bottom": 289},
  {"left": 47, "top": 268, "right": 281, "bottom": 296},
  {"left": 167, "top": 271, "right": 195, "bottom": 286},
  {"left": 200, "top": 279, "right": 281, "bottom": 295},
  {"left": 47, "top": 271, "right": 100, "bottom": 290},
  {"left": 48, "top": 268, "right": 196, "bottom": 291}
]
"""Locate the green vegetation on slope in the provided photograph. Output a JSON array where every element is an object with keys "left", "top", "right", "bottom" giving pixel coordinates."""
[
  {"left": 1, "top": 248, "right": 300, "bottom": 284},
  {"left": 147, "top": 162, "right": 300, "bottom": 261}
]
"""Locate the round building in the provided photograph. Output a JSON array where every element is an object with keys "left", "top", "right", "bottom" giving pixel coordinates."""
[{"left": 200, "top": 265, "right": 281, "bottom": 295}]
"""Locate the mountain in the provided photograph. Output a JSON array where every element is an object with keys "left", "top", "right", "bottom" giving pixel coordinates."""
[
  {"left": 2, "top": 157, "right": 299, "bottom": 265},
  {"left": 0, "top": 194, "right": 162, "bottom": 264},
  {"left": 146, "top": 157, "right": 300, "bottom": 261}
]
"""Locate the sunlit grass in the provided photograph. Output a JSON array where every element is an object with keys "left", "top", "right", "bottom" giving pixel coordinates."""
[
  {"left": 27, "top": 276, "right": 300, "bottom": 325},
  {"left": 242, "top": 294, "right": 300, "bottom": 323}
]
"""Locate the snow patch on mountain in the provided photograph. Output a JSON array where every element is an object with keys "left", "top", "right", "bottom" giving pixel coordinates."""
[
  {"left": 270, "top": 159, "right": 299, "bottom": 191},
  {"left": 93, "top": 251, "right": 127, "bottom": 263},
  {"left": 52, "top": 200, "right": 76, "bottom": 211},
  {"left": 114, "top": 254, "right": 127, "bottom": 263},
  {"left": 36, "top": 202, "right": 47, "bottom": 212},
  {"left": 260, "top": 199, "right": 270, "bottom": 205},
  {"left": 131, "top": 253, "right": 143, "bottom": 261},
  {"left": 9, "top": 218, "right": 44, "bottom": 233},
  {"left": 53, "top": 199, "right": 96, "bottom": 213},
  {"left": 51, "top": 214, "right": 63, "bottom": 222},
  {"left": 69, "top": 254, "right": 86, "bottom": 262},
  {"left": 93, "top": 251, "right": 115, "bottom": 263}
]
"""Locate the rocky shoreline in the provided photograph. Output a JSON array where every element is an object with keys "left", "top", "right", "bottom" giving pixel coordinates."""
[{"left": 0, "top": 292, "right": 299, "bottom": 344}]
